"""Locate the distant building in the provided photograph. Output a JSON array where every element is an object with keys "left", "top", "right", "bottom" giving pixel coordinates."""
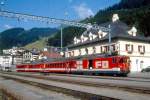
[
  {"left": 3, "top": 47, "right": 25, "bottom": 55},
  {"left": 65, "top": 14, "right": 150, "bottom": 72},
  {"left": 22, "top": 50, "right": 33, "bottom": 63},
  {"left": 1, "top": 47, "right": 24, "bottom": 69},
  {"left": 39, "top": 47, "right": 62, "bottom": 60},
  {"left": 0, "top": 55, "right": 12, "bottom": 70},
  {"left": 13, "top": 55, "right": 23, "bottom": 65},
  {"left": 22, "top": 49, "right": 40, "bottom": 63}
]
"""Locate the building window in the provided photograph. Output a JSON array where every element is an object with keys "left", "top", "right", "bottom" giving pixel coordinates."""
[
  {"left": 104, "top": 46, "right": 108, "bottom": 53},
  {"left": 100, "top": 46, "right": 103, "bottom": 53},
  {"left": 140, "top": 61, "right": 144, "bottom": 69},
  {"left": 93, "top": 47, "right": 96, "bottom": 54},
  {"left": 85, "top": 48, "right": 88, "bottom": 55},
  {"left": 111, "top": 45, "right": 116, "bottom": 51},
  {"left": 72, "top": 51, "right": 74, "bottom": 56},
  {"left": 68, "top": 52, "right": 72, "bottom": 57},
  {"left": 79, "top": 49, "right": 81, "bottom": 56},
  {"left": 138, "top": 45, "right": 145, "bottom": 54},
  {"left": 126, "top": 44, "right": 133, "bottom": 53},
  {"left": 99, "top": 34, "right": 103, "bottom": 39}
]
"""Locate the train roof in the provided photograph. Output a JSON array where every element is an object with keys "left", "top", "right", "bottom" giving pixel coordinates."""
[
  {"left": 36, "top": 54, "right": 127, "bottom": 64},
  {"left": 18, "top": 54, "right": 128, "bottom": 65}
]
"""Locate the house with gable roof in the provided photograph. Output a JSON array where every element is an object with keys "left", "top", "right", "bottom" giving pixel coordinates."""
[{"left": 64, "top": 14, "right": 150, "bottom": 72}]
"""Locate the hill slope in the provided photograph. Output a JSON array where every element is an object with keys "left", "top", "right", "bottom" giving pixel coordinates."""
[
  {"left": 24, "top": 37, "right": 48, "bottom": 50},
  {"left": 0, "top": 27, "right": 58, "bottom": 50}
]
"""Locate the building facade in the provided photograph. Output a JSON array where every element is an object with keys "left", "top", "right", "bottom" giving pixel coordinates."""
[
  {"left": 0, "top": 55, "right": 12, "bottom": 70},
  {"left": 65, "top": 14, "right": 150, "bottom": 72}
]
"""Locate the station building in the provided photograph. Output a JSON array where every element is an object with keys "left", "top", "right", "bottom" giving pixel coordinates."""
[{"left": 65, "top": 14, "right": 150, "bottom": 72}]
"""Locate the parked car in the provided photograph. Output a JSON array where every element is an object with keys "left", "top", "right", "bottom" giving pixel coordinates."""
[{"left": 141, "top": 66, "right": 150, "bottom": 72}]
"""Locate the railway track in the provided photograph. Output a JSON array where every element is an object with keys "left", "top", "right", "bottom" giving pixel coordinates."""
[
  {"left": 4, "top": 71, "right": 150, "bottom": 83},
  {"left": 0, "top": 73, "right": 118, "bottom": 100},
  {"left": 1, "top": 72, "right": 150, "bottom": 91},
  {"left": 0, "top": 72, "right": 150, "bottom": 100},
  {"left": 40, "top": 73, "right": 150, "bottom": 82}
]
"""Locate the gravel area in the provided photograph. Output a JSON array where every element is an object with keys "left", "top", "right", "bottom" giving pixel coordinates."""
[
  {"left": 44, "top": 75, "right": 150, "bottom": 89},
  {"left": 128, "top": 72, "right": 150, "bottom": 79},
  {"left": 0, "top": 78, "right": 80, "bottom": 100}
]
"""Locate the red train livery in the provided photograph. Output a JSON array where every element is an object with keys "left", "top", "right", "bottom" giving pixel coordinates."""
[{"left": 16, "top": 55, "right": 130, "bottom": 76}]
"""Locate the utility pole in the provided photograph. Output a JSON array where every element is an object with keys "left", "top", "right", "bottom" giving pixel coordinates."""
[
  {"left": 108, "top": 25, "right": 111, "bottom": 55},
  {"left": 60, "top": 25, "right": 63, "bottom": 50}
]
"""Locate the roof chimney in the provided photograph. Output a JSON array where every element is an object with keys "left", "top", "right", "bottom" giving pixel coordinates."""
[{"left": 112, "top": 14, "right": 119, "bottom": 22}]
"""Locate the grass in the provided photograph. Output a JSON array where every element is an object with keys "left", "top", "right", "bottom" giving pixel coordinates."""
[{"left": 24, "top": 37, "right": 48, "bottom": 50}]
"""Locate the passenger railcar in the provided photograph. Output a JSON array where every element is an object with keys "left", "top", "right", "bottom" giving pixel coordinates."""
[{"left": 16, "top": 55, "right": 130, "bottom": 76}]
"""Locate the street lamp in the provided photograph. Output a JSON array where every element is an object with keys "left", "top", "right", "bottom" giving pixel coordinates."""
[{"left": 60, "top": 12, "right": 68, "bottom": 56}]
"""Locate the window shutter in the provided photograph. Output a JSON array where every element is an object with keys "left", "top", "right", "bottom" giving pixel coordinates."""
[
  {"left": 138, "top": 45, "right": 141, "bottom": 52},
  {"left": 100, "top": 46, "right": 103, "bottom": 53},
  {"left": 131, "top": 45, "right": 133, "bottom": 51},
  {"left": 143, "top": 46, "right": 145, "bottom": 53},
  {"left": 126, "top": 44, "right": 128, "bottom": 51}
]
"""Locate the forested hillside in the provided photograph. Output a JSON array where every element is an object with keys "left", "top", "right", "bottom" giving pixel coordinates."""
[
  {"left": 0, "top": 28, "right": 58, "bottom": 50},
  {"left": 47, "top": 0, "right": 150, "bottom": 47}
]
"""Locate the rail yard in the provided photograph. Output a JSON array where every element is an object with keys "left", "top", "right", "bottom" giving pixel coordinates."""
[
  {"left": 0, "top": 0, "right": 150, "bottom": 100},
  {"left": 0, "top": 72, "right": 150, "bottom": 100}
]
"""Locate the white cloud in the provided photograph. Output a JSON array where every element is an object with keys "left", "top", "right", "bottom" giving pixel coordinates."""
[
  {"left": 4, "top": 24, "right": 13, "bottom": 29},
  {"left": 73, "top": 3, "right": 94, "bottom": 19},
  {"left": 68, "top": 0, "right": 73, "bottom": 3}
]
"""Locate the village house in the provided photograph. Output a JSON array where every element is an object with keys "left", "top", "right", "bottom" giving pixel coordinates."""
[{"left": 65, "top": 14, "right": 150, "bottom": 72}]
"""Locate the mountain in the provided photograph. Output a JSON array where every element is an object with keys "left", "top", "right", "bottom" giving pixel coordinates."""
[
  {"left": 47, "top": 0, "right": 150, "bottom": 47},
  {"left": 0, "top": 27, "right": 58, "bottom": 50},
  {"left": 108, "top": 0, "right": 150, "bottom": 10},
  {"left": 24, "top": 37, "right": 48, "bottom": 50}
]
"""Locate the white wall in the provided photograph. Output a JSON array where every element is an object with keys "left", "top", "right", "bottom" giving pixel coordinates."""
[
  {"left": 0, "top": 56, "right": 13, "bottom": 70},
  {"left": 118, "top": 40, "right": 150, "bottom": 72},
  {"left": 66, "top": 40, "right": 150, "bottom": 72}
]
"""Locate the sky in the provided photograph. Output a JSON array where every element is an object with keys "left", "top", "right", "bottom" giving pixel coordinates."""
[{"left": 0, "top": 0, "right": 120, "bottom": 32}]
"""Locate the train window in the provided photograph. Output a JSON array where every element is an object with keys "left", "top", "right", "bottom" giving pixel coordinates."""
[
  {"left": 119, "top": 58, "right": 123, "bottom": 63},
  {"left": 112, "top": 58, "right": 117, "bottom": 63},
  {"left": 124, "top": 59, "right": 127, "bottom": 63},
  {"left": 127, "top": 59, "right": 130, "bottom": 63}
]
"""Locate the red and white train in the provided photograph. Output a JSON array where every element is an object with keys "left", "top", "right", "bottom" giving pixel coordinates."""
[{"left": 16, "top": 55, "right": 130, "bottom": 76}]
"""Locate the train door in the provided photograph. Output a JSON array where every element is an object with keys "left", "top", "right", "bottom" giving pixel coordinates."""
[
  {"left": 65, "top": 62, "right": 70, "bottom": 73},
  {"left": 89, "top": 60, "right": 93, "bottom": 69},
  {"left": 77, "top": 60, "right": 83, "bottom": 70}
]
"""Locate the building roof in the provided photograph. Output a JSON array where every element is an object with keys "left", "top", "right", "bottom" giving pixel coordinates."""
[
  {"left": 67, "top": 20, "right": 150, "bottom": 49},
  {"left": 101, "top": 21, "right": 146, "bottom": 40},
  {"left": 41, "top": 51, "right": 62, "bottom": 58}
]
